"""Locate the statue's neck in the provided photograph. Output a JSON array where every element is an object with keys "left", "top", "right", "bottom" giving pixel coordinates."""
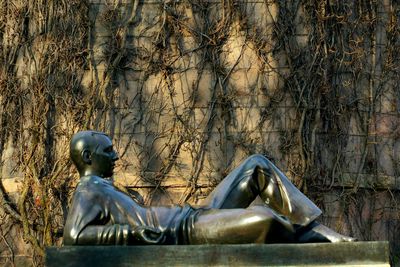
[
  {"left": 79, "top": 174, "right": 113, "bottom": 186},
  {"left": 80, "top": 169, "right": 109, "bottom": 178}
]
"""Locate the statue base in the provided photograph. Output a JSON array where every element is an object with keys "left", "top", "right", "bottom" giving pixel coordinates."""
[{"left": 46, "top": 241, "right": 390, "bottom": 266}]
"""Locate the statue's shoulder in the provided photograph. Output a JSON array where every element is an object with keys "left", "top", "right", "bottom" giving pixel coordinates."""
[
  {"left": 76, "top": 175, "right": 113, "bottom": 192},
  {"left": 69, "top": 176, "right": 113, "bottom": 206}
]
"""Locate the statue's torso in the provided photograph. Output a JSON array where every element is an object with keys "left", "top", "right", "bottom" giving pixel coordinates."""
[{"left": 70, "top": 176, "right": 193, "bottom": 244}]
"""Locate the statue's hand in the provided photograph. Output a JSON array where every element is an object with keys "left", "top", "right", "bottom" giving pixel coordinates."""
[{"left": 132, "top": 226, "right": 164, "bottom": 244}]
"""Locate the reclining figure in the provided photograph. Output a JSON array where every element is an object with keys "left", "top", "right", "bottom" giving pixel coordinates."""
[{"left": 63, "top": 131, "right": 354, "bottom": 245}]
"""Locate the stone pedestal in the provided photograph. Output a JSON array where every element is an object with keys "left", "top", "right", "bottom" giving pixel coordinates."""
[{"left": 46, "top": 241, "right": 390, "bottom": 267}]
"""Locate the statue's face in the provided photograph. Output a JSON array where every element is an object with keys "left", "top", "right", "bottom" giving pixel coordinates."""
[{"left": 90, "top": 134, "right": 119, "bottom": 178}]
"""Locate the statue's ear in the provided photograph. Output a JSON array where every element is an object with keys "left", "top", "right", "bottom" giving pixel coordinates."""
[{"left": 81, "top": 149, "right": 91, "bottom": 164}]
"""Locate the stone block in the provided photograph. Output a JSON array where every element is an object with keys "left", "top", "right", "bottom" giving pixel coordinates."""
[
  {"left": 194, "top": 71, "right": 215, "bottom": 108},
  {"left": 322, "top": 192, "right": 344, "bottom": 219},
  {"left": 260, "top": 107, "right": 286, "bottom": 132},
  {"left": 228, "top": 69, "right": 261, "bottom": 106},
  {"left": 294, "top": 5, "right": 309, "bottom": 48},
  {"left": 46, "top": 241, "right": 390, "bottom": 267},
  {"left": 262, "top": 132, "right": 286, "bottom": 169},
  {"left": 0, "top": 255, "right": 33, "bottom": 267},
  {"left": 220, "top": 33, "right": 262, "bottom": 70},
  {"left": 170, "top": 69, "right": 200, "bottom": 108},
  {"left": 379, "top": 82, "right": 399, "bottom": 113},
  {"left": 343, "top": 135, "right": 365, "bottom": 173},
  {"left": 374, "top": 114, "right": 400, "bottom": 137},
  {"left": 1, "top": 178, "right": 22, "bottom": 194},
  {"left": 338, "top": 173, "right": 398, "bottom": 190},
  {"left": 242, "top": 2, "right": 278, "bottom": 36},
  {"left": 91, "top": 2, "right": 162, "bottom": 38},
  {"left": 285, "top": 106, "right": 301, "bottom": 130},
  {"left": 376, "top": 137, "right": 395, "bottom": 176},
  {"left": 348, "top": 113, "right": 365, "bottom": 135},
  {"left": 229, "top": 107, "right": 261, "bottom": 132},
  {"left": 257, "top": 70, "right": 287, "bottom": 107}
]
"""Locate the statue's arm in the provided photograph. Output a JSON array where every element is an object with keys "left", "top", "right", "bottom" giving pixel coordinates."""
[
  {"left": 76, "top": 225, "right": 165, "bottom": 245},
  {"left": 75, "top": 224, "right": 130, "bottom": 245},
  {"left": 63, "top": 190, "right": 164, "bottom": 245},
  {"left": 63, "top": 190, "right": 114, "bottom": 245},
  {"left": 63, "top": 198, "right": 133, "bottom": 245}
]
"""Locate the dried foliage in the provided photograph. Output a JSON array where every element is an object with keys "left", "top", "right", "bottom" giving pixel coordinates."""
[
  {"left": 0, "top": 0, "right": 399, "bottom": 265},
  {"left": 0, "top": 0, "right": 89, "bottom": 264}
]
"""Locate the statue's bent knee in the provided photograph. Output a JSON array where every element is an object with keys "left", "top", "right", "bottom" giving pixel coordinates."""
[{"left": 242, "top": 154, "right": 272, "bottom": 170}]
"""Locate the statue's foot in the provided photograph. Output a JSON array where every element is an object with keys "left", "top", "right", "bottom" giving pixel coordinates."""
[{"left": 297, "top": 221, "right": 356, "bottom": 243}]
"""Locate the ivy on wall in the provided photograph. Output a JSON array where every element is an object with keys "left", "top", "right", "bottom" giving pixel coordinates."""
[{"left": 0, "top": 0, "right": 399, "bottom": 265}]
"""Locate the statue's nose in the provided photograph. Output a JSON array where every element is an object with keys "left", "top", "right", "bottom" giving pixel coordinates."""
[{"left": 113, "top": 151, "right": 119, "bottom": 161}]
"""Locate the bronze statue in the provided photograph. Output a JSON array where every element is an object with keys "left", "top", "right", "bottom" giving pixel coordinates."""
[{"left": 63, "top": 131, "right": 354, "bottom": 245}]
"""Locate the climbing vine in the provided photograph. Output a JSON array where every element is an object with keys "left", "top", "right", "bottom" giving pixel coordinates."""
[{"left": 0, "top": 0, "right": 399, "bottom": 265}]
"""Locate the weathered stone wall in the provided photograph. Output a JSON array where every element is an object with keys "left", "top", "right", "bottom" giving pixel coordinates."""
[{"left": 0, "top": 0, "right": 399, "bottom": 265}]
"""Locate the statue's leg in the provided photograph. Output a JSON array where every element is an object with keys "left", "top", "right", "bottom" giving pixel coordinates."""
[
  {"left": 201, "top": 154, "right": 321, "bottom": 226},
  {"left": 188, "top": 206, "right": 295, "bottom": 244}
]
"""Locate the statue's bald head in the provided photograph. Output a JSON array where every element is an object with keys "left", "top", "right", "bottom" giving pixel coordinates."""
[{"left": 70, "top": 131, "right": 118, "bottom": 177}]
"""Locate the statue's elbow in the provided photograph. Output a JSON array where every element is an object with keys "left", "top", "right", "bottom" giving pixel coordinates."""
[{"left": 63, "top": 227, "right": 78, "bottom": 245}]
